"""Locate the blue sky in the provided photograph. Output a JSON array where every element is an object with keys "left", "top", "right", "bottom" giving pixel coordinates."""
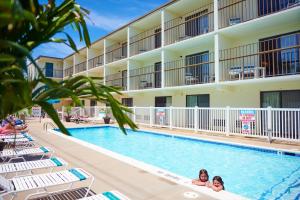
[{"left": 32, "top": 0, "right": 169, "bottom": 59}]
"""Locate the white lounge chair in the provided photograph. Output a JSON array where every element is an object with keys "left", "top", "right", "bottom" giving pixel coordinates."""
[
  {"left": 0, "top": 146, "right": 53, "bottom": 162},
  {"left": 79, "top": 190, "right": 131, "bottom": 200},
  {"left": 0, "top": 133, "right": 30, "bottom": 140},
  {"left": 0, "top": 157, "right": 67, "bottom": 177},
  {"left": 0, "top": 168, "right": 94, "bottom": 200}
]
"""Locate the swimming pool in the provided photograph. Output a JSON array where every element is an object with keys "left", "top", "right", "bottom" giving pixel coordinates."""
[{"left": 62, "top": 126, "right": 300, "bottom": 200}]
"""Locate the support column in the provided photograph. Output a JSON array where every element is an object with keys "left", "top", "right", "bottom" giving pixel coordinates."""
[
  {"left": 214, "top": 0, "right": 220, "bottom": 83},
  {"left": 103, "top": 39, "right": 107, "bottom": 85},
  {"left": 161, "top": 10, "right": 165, "bottom": 47},
  {"left": 86, "top": 48, "right": 89, "bottom": 76},
  {"left": 127, "top": 60, "right": 130, "bottom": 91},
  {"left": 161, "top": 50, "right": 165, "bottom": 88}
]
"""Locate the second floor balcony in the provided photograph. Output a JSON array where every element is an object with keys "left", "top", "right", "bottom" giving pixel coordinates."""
[
  {"left": 64, "top": 66, "right": 73, "bottom": 77},
  {"left": 220, "top": 32, "right": 300, "bottom": 81},
  {"left": 129, "top": 63, "right": 162, "bottom": 90},
  {"left": 105, "top": 72, "right": 127, "bottom": 91},
  {"left": 165, "top": 52, "right": 215, "bottom": 87},
  {"left": 75, "top": 61, "right": 87, "bottom": 73},
  {"left": 106, "top": 43, "right": 127, "bottom": 64},
  {"left": 88, "top": 54, "right": 104, "bottom": 69}
]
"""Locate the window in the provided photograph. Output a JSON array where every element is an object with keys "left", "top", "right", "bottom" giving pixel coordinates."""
[
  {"left": 154, "top": 62, "right": 161, "bottom": 88},
  {"left": 154, "top": 28, "right": 161, "bottom": 48},
  {"left": 121, "top": 42, "right": 127, "bottom": 57},
  {"left": 122, "top": 70, "right": 127, "bottom": 90},
  {"left": 122, "top": 98, "right": 133, "bottom": 107},
  {"left": 261, "top": 90, "right": 300, "bottom": 108},
  {"left": 185, "top": 52, "right": 210, "bottom": 84},
  {"left": 258, "top": 0, "right": 296, "bottom": 16},
  {"left": 185, "top": 10, "right": 208, "bottom": 37},
  {"left": 90, "top": 100, "right": 96, "bottom": 107},
  {"left": 186, "top": 94, "right": 210, "bottom": 107},
  {"left": 45, "top": 62, "right": 54, "bottom": 77},
  {"left": 259, "top": 32, "right": 300, "bottom": 76},
  {"left": 155, "top": 96, "right": 172, "bottom": 107}
]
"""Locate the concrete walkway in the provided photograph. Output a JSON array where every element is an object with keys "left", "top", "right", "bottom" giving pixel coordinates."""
[{"left": 22, "top": 120, "right": 218, "bottom": 200}]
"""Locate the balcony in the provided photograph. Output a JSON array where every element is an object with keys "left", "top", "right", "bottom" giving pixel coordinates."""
[
  {"left": 130, "top": 25, "right": 161, "bottom": 56},
  {"left": 75, "top": 61, "right": 87, "bottom": 73},
  {"left": 64, "top": 67, "right": 73, "bottom": 77},
  {"left": 129, "top": 63, "right": 162, "bottom": 90},
  {"left": 106, "top": 43, "right": 127, "bottom": 64},
  {"left": 165, "top": 52, "right": 215, "bottom": 87},
  {"left": 105, "top": 72, "right": 127, "bottom": 91},
  {"left": 43, "top": 69, "right": 63, "bottom": 78},
  {"left": 88, "top": 54, "right": 104, "bottom": 69},
  {"left": 218, "top": 0, "right": 300, "bottom": 29},
  {"left": 164, "top": 3, "right": 214, "bottom": 46},
  {"left": 220, "top": 33, "right": 300, "bottom": 81}
]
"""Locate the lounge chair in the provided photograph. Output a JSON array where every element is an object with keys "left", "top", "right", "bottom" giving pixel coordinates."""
[
  {"left": 0, "top": 146, "right": 53, "bottom": 162},
  {"left": 0, "top": 132, "right": 30, "bottom": 140},
  {"left": 0, "top": 168, "right": 94, "bottom": 200},
  {"left": 0, "top": 157, "right": 67, "bottom": 177},
  {"left": 79, "top": 190, "right": 131, "bottom": 200}
]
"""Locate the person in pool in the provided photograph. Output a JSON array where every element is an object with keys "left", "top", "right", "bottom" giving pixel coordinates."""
[
  {"left": 211, "top": 176, "right": 224, "bottom": 192},
  {"left": 192, "top": 169, "right": 210, "bottom": 187}
]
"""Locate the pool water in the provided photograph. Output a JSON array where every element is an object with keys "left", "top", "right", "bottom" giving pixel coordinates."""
[{"left": 66, "top": 126, "right": 300, "bottom": 200}]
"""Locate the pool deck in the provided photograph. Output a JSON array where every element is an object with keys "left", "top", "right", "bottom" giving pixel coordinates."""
[{"left": 19, "top": 119, "right": 299, "bottom": 200}]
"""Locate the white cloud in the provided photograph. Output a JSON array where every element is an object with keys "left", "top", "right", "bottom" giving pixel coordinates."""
[
  {"left": 33, "top": 42, "right": 74, "bottom": 58},
  {"left": 87, "top": 10, "right": 130, "bottom": 31}
]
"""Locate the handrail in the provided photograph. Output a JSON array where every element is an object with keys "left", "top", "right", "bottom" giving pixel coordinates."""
[{"left": 43, "top": 122, "right": 57, "bottom": 133}]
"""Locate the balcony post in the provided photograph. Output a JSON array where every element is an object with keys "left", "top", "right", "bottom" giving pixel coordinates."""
[
  {"left": 161, "top": 50, "right": 165, "bottom": 88},
  {"left": 61, "top": 106, "right": 65, "bottom": 121},
  {"left": 214, "top": 0, "right": 218, "bottom": 31},
  {"left": 127, "top": 60, "right": 130, "bottom": 91},
  {"left": 127, "top": 27, "right": 131, "bottom": 58},
  {"left": 161, "top": 9, "right": 165, "bottom": 47},
  {"left": 103, "top": 39, "right": 107, "bottom": 85},
  {"left": 214, "top": 34, "right": 220, "bottom": 83}
]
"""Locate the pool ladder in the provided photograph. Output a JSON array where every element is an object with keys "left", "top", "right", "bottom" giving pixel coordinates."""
[{"left": 43, "top": 122, "right": 57, "bottom": 133}]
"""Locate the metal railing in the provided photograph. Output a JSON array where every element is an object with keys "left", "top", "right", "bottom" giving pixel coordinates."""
[
  {"left": 129, "top": 64, "right": 161, "bottom": 90},
  {"left": 88, "top": 54, "right": 104, "bottom": 69},
  {"left": 75, "top": 61, "right": 87, "bottom": 73},
  {"left": 165, "top": 52, "right": 215, "bottom": 87},
  {"left": 64, "top": 106, "right": 300, "bottom": 142},
  {"left": 106, "top": 43, "right": 127, "bottom": 64},
  {"left": 218, "top": 0, "right": 300, "bottom": 29},
  {"left": 105, "top": 72, "right": 127, "bottom": 90},
  {"left": 220, "top": 37, "right": 300, "bottom": 81},
  {"left": 130, "top": 25, "right": 161, "bottom": 56},
  {"left": 64, "top": 67, "right": 73, "bottom": 77},
  {"left": 164, "top": 3, "right": 214, "bottom": 45}
]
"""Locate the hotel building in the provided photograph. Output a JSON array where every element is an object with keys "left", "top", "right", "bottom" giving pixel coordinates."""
[{"left": 29, "top": 0, "right": 300, "bottom": 109}]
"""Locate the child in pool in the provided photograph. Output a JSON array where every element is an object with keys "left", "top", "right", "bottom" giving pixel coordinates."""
[
  {"left": 211, "top": 176, "right": 225, "bottom": 192},
  {"left": 192, "top": 169, "right": 210, "bottom": 187}
]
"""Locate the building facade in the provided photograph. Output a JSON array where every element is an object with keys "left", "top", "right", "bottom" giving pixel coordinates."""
[{"left": 35, "top": 0, "right": 300, "bottom": 109}]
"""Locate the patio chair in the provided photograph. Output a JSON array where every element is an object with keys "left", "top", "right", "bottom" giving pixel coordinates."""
[
  {"left": 0, "top": 157, "right": 67, "bottom": 177},
  {"left": 78, "top": 190, "right": 131, "bottom": 200},
  {"left": 0, "top": 168, "right": 94, "bottom": 200},
  {"left": 0, "top": 146, "right": 53, "bottom": 163}
]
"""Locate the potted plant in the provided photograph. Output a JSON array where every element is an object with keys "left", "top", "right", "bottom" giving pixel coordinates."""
[
  {"left": 64, "top": 105, "right": 72, "bottom": 122},
  {"left": 103, "top": 109, "right": 111, "bottom": 124}
]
